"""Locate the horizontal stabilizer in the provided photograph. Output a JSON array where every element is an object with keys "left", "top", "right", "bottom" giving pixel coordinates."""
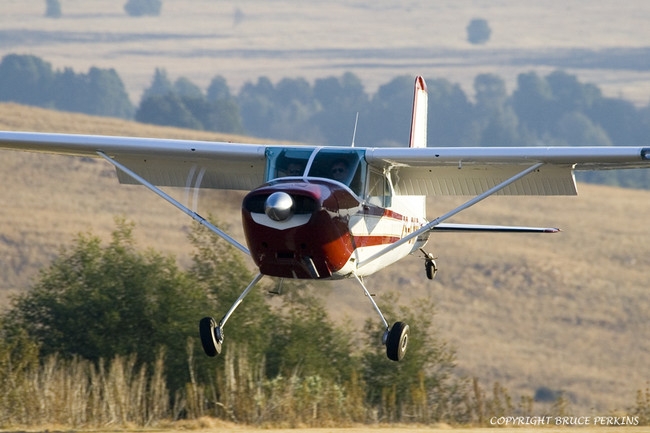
[{"left": 431, "top": 223, "right": 560, "bottom": 233}]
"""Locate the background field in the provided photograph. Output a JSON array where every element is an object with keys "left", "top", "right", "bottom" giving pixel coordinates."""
[
  {"left": 0, "top": 0, "right": 649, "bottom": 422},
  {"left": 0, "top": 104, "right": 648, "bottom": 417},
  {"left": 3, "top": 0, "right": 650, "bottom": 105}
]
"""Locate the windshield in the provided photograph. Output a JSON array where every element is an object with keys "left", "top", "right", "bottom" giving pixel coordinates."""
[
  {"left": 266, "top": 147, "right": 366, "bottom": 196},
  {"left": 306, "top": 148, "right": 365, "bottom": 195},
  {"left": 265, "top": 148, "right": 312, "bottom": 179}
]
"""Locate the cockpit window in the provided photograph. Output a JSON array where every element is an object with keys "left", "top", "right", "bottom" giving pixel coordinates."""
[
  {"left": 265, "top": 147, "right": 366, "bottom": 196},
  {"left": 306, "top": 149, "right": 365, "bottom": 195},
  {"left": 266, "top": 148, "right": 312, "bottom": 180}
]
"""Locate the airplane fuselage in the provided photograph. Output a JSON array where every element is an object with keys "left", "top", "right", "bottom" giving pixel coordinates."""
[{"left": 242, "top": 178, "right": 428, "bottom": 280}]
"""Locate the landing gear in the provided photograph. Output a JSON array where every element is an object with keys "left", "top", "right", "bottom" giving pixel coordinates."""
[
  {"left": 420, "top": 248, "right": 437, "bottom": 280},
  {"left": 199, "top": 316, "right": 222, "bottom": 357},
  {"left": 353, "top": 273, "right": 410, "bottom": 362},
  {"left": 386, "top": 321, "right": 410, "bottom": 361},
  {"left": 199, "top": 273, "right": 264, "bottom": 357}
]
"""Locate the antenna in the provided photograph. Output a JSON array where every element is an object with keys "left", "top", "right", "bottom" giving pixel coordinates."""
[{"left": 351, "top": 112, "right": 359, "bottom": 147}]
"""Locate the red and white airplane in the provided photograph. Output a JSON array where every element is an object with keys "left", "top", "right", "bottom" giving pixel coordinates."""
[{"left": 1, "top": 76, "right": 649, "bottom": 361}]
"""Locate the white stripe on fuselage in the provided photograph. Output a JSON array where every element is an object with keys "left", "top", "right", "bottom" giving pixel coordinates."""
[{"left": 337, "top": 196, "right": 428, "bottom": 278}]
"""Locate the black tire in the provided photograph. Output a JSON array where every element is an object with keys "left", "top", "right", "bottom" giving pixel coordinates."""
[
  {"left": 199, "top": 316, "right": 222, "bottom": 357},
  {"left": 425, "top": 260, "right": 434, "bottom": 279},
  {"left": 425, "top": 259, "right": 437, "bottom": 280},
  {"left": 386, "top": 321, "right": 409, "bottom": 361}
]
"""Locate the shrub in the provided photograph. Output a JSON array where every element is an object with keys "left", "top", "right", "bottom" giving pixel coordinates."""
[
  {"left": 124, "top": 0, "right": 162, "bottom": 17},
  {"left": 467, "top": 18, "right": 491, "bottom": 45}
]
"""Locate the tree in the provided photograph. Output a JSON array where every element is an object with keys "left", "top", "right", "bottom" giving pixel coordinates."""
[
  {"left": 49, "top": 66, "right": 134, "bottom": 118},
  {"left": 2, "top": 220, "right": 207, "bottom": 391},
  {"left": 467, "top": 18, "right": 491, "bottom": 45},
  {"left": 312, "top": 72, "right": 369, "bottom": 145},
  {"left": 512, "top": 71, "right": 555, "bottom": 136},
  {"left": 473, "top": 74, "right": 520, "bottom": 146},
  {"left": 136, "top": 93, "right": 203, "bottom": 129},
  {"left": 45, "top": 0, "right": 62, "bottom": 18},
  {"left": 124, "top": 0, "right": 162, "bottom": 17},
  {"left": 362, "top": 294, "right": 466, "bottom": 423},
  {"left": 554, "top": 111, "right": 611, "bottom": 146},
  {"left": 265, "top": 288, "right": 358, "bottom": 380},
  {"left": 425, "top": 77, "right": 474, "bottom": 147},
  {"left": 366, "top": 75, "right": 414, "bottom": 146},
  {"left": 207, "top": 75, "right": 232, "bottom": 103},
  {"left": 0, "top": 54, "right": 55, "bottom": 106},
  {"left": 188, "top": 220, "right": 274, "bottom": 366},
  {"left": 238, "top": 77, "right": 278, "bottom": 138},
  {"left": 81, "top": 67, "right": 134, "bottom": 118},
  {"left": 174, "top": 76, "right": 203, "bottom": 99}
]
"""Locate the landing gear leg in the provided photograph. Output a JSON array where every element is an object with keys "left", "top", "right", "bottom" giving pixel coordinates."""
[
  {"left": 420, "top": 248, "right": 437, "bottom": 280},
  {"left": 199, "top": 273, "right": 264, "bottom": 357},
  {"left": 352, "top": 273, "right": 410, "bottom": 362}
]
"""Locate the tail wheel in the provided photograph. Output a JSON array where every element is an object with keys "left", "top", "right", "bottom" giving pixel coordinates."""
[
  {"left": 386, "top": 321, "right": 409, "bottom": 361},
  {"left": 199, "top": 316, "right": 222, "bottom": 357}
]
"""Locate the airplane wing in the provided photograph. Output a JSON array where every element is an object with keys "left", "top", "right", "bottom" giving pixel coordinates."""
[
  {"left": 366, "top": 146, "right": 650, "bottom": 195},
  {"left": 0, "top": 131, "right": 269, "bottom": 191},
  {"left": 1, "top": 131, "right": 649, "bottom": 196}
]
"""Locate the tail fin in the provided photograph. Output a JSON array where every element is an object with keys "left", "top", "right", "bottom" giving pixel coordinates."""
[{"left": 409, "top": 76, "right": 428, "bottom": 148}]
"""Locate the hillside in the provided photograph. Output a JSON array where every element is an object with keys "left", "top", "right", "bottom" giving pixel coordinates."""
[
  {"left": 3, "top": 1, "right": 650, "bottom": 104},
  {"left": 0, "top": 103, "right": 648, "bottom": 415}
]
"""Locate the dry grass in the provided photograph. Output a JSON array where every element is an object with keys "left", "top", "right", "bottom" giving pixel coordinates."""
[
  {"left": 0, "top": 104, "right": 649, "bottom": 417},
  {"left": 2, "top": 1, "right": 650, "bottom": 103},
  {"left": 124, "top": 427, "right": 650, "bottom": 433}
]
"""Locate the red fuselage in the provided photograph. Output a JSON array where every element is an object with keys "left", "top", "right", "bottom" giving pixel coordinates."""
[
  {"left": 242, "top": 179, "right": 359, "bottom": 278},
  {"left": 242, "top": 178, "right": 427, "bottom": 280}
]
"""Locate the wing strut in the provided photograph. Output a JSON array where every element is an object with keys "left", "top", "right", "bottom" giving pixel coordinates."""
[
  {"left": 97, "top": 151, "right": 250, "bottom": 256},
  {"left": 357, "top": 162, "right": 545, "bottom": 269}
]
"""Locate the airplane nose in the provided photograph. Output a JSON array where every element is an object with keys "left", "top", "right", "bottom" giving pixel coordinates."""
[{"left": 264, "top": 191, "right": 294, "bottom": 221}]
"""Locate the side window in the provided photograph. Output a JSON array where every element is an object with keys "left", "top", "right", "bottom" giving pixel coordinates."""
[{"left": 367, "top": 169, "right": 391, "bottom": 207}]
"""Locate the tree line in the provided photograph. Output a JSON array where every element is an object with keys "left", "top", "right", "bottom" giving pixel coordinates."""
[
  {"left": 1, "top": 53, "right": 649, "bottom": 188},
  {"left": 2, "top": 220, "right": 647, "bottom": 426}
]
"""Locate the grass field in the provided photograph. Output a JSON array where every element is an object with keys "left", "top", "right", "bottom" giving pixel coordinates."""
[
  {"left": 0, "top": 104, "right": 648, "bottom": 418},
  {"left": 128, "top": 423, "right": 650, "bottom": 433},
  {"left": 0, "top": 0, "right": 649, "bottom": 421},
  {"left": 2, "top": 0, "right": 650, "bottom": 104}
]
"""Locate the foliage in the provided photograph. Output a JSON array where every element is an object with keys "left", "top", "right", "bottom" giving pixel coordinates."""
[
  {"left": 137, "top": 69, "right": 244, "bottom": 134},
  {"left": 265, "top": 288, "right": 359, "bottom": 381},
  {"left": 3, "top": 52, "right": 650, "bottom": 188},
  {"left": 0, "top": 54, "right": 55, "bottom": 106},
  {"left": 124, "top": 0, "right": 162, "bottom": 17},
  {"left": 0, "top": 54, "right": 133, "bottom": 118},
  {"left": 54, "top": 67, "right": 135, "bottom": 118},
  {"left": 361, "top": 293, "right": 468, "bottom": 423},
  {"left": 0, "top": 351, "right": 168, "bottom": 426},
  {"left": 0, "top": 324, "right": 40, "bottom": 424},
  {"left": 632, "top": 382, "right": 650, "bottom": 425},
  {"left": 1, "top": 219, "right": 647, "bottom": 426},
  {"left": 187, "top": 219, "right": 271, "bottom": 364},
  {"left": 467, "top": 18, "right": 492, "bottom": 45},
  {"left": 45, "top": 0, "right": 62, "bottom": 18},
  {"left": 2, "top": 219, "right": 206, "bottom": 392}
]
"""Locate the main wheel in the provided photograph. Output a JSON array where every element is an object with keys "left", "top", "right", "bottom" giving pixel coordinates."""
[
  {"left": 425, "top": 259, "right": 437, "bottom": 280},
  {"left": 386, "top": 321, "right": 409, "bottom": 361},
  {"left": 199, "top": 317, "right": 222, "bottom": 357}
]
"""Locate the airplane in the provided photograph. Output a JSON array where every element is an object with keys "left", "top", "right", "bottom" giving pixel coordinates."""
[{"left": 0, "top": 76, "right": 649, "bottom": 362}]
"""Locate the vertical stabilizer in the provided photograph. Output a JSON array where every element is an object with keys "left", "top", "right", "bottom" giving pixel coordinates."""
[{"left": 409, "top": 76, "right": 428, "bottom": 148}]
